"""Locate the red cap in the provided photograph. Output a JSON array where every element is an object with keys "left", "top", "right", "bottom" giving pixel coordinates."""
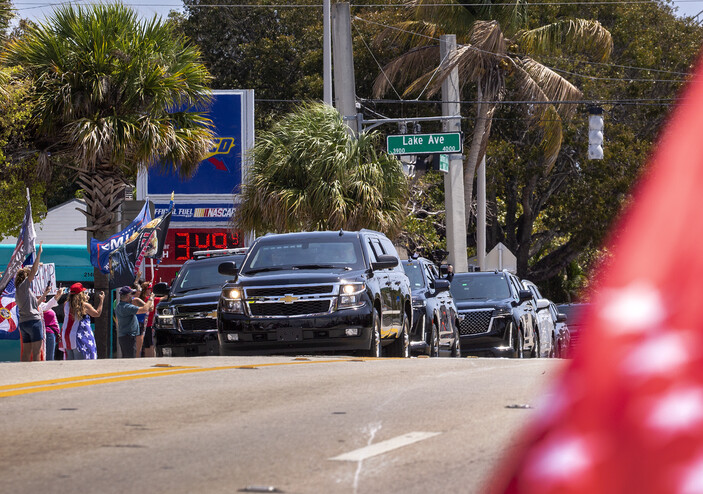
[{"left": 70, "top": 283, "right": 85, "bottom": 294}]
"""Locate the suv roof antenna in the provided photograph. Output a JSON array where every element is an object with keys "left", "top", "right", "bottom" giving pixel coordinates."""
[{"left": 339, "top": 229, "right": 344, "bottom": 236}]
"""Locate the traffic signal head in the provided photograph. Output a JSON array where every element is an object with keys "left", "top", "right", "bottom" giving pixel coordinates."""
[{"left": 588, "top": 111, "right": 604, "bottom": 160}]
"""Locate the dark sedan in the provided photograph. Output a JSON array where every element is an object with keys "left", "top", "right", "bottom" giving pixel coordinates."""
[{"left": 450, "top": 271, "right": 538, "bottom": 358}]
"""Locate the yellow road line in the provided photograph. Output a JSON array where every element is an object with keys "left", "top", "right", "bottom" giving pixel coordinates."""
[
  {"left": 0, "top": 358, "right": 374, "bottom": 398},
  {"left": 0, "top": 366, "right": 197, "bottom": 391}
]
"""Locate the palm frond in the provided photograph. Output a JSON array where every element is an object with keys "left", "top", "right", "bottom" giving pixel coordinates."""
[
  {"left": 514, "top": 18, "right": 613, "bottom": 61},
  {"left": 372, "top": 45, "right": 439, "bottom": 98},
  {"left": 514, "top": 57, "right": 582, "bottom": 119}
]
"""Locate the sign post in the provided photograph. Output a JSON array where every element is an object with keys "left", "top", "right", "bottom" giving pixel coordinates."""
[{"left": 386, "top": 132, "right": 462, "bottom": 155}]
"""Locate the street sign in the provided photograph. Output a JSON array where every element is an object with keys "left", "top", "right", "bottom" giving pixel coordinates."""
[
  {"left": 438, "top": 154, "right": 449, "bottom": 173},
  {"left": 387, "top": 132, "right": 462, "bottom": 155}
]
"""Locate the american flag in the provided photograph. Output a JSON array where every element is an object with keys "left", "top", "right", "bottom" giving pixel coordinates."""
[
  {"left": 490, "top": 54, "right": 703, "bottom": 493},
  {"left": 0, "top": 191, "right": 36, "bottom": 295}
]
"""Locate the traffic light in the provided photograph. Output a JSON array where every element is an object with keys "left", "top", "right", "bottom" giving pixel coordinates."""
[{"left": 588, "top": 107, "right": 604, "bottom": 160}]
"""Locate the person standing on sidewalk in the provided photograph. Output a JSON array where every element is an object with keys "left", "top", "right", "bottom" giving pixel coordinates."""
[
  {"left": 15, "top": 242, "right": 43, "bottom": 361},
  {"left": 115, "top": 286, "right": 153, "bottom": 358},
  {"left": 62, "top": 283, "right": 103, "bottom": 360},
  {"left": 42, "top": 287, "right": 66, "bottom": 360}
]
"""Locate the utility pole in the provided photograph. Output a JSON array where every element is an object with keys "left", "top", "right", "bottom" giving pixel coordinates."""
[
  {"left": 477, "top": 156, "right": 486, "bottom": 271},
  {"left": 440, "top": 35, "right": 468, "bottom": 273},
  {"left": 323, "top": 0, "right": 332, "bottom": 106},
  {"left": 332, "top": 2, "right": 357, "bottom": 135}
]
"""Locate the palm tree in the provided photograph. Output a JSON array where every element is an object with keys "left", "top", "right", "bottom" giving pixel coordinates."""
[
  {"left": 2, "top": 3, "right": 214, "bottom": 357},
  {"left": 373, "top": 0, "right": 612, "bottom": 235},
  {"left": 235, "top": 102, "right": 407, "bottom": 237}
]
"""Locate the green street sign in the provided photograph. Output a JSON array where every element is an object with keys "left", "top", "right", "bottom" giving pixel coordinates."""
[
  {"left": 439, "top": 154, "right": 449, "bottom": 173},
  {"left": 386, "top": 132, "right": 462, "bottom": 155}
]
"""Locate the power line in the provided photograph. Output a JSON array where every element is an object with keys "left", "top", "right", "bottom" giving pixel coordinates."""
[
  {"left": 13, "top": 1, "right": 703, "bottom": 8},
  {"left": 255, "top": 97, "right": 678, "bottom": 106},
  {"left": 353, "top": 14, "right": 696, "bottom": 81},
  {"left": 365, "top": 97, "right": 678, "bottom": 105}
]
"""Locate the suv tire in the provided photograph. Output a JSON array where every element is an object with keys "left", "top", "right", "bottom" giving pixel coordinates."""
[
  {"left": 513, "top": 326, "right": 524, "bottom": 359},
  {"left": 387, "top": 316, "right": 410, "bottom": 358},
  {"left": 363, "top": 310, "right": 382, "bottom": 358},
  {"left": 429, "top": 319, "right": 439, "bottom": 357}
]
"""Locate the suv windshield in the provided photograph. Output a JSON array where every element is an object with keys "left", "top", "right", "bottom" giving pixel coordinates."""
[
  {"left": 172, "top": 255, "right": 245, "bottom": 293},
  {"left": 451, "top": 274, "right": 511, "bottom": 301},
  {"left": 402, "top": 262, "right": 425, "bottom": 289},
  {"left": 241, "top": 238, "right": 366, "bottom": 274}
]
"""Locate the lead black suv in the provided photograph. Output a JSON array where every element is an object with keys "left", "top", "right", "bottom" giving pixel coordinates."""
[
  {"left": 217, "top": 230, "right": 412, "bottom": 357},
  {"left": 152, "top": 248, "right": 247, "bottom": 357},
  {"left": 402, "top": 257, "right": 460, "bottom": 357},
  {"left": 450, "top": 271, "right": 538, "bottom": 358}
]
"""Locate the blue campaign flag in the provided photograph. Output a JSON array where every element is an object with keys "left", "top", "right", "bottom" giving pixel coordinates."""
[{"left": 90, "top": 201, "right": 151, "bottom": 274}]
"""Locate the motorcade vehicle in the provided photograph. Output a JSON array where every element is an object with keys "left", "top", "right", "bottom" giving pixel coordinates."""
[
  {"left": 549, "top": 302, "right": 571, "bottom": 358},
  {"left": 557, "top": 303, "right": 589, "bottom": 354},
  {"left": 217, "top": 230, "right": 412, "bottom": 357},
  {"left": 450, "top": 271, "right": 538, "bottom": 358},
  {"left": 402, "top": 256, "right": 460, "bottom": 357},
  {"left": 521, "top": 280, "right": 556, "bottom": 357},
  {"left": 152, "top": 248, "right": 247, "bottom": 357}
]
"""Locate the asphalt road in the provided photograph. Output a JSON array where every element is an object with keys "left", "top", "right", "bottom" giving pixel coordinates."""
[{"left": 0, "top": 356, "right": 564, "bottom": 494}]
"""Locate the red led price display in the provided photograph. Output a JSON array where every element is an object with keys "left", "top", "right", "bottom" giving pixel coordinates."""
[{"left": 170, "top": 229, "right": 241, "bottom": 261}]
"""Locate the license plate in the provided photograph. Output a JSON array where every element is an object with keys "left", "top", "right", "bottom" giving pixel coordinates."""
[
  {"left": 277, "top": 328, "right": 303, "bottom": 342},
  {"left": 227, "top": 333, "right": 239, "bottom": 342},
  {"left": 161, "top": 347, "right": 172, "bottom": 357}
]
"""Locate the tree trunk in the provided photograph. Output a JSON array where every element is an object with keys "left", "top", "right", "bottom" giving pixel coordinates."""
[
  {"left": 78, "top": 166, "right": 127, "bottom": 359},
  {"left": 463, "top": 87, "right": 488, "bottom": 229}
]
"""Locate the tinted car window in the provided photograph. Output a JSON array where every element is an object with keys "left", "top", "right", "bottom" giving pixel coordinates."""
[
  {"left": 402, "top": 263, "right": 426, "bottom": 289},
  {"left": 559, "top": 305, "right": 584, "bottom": 321},
  {"left": 242, "top": 239, "right": 365, "bottom": 273},
  {"left": 173, "top": 255, "right": 244, "bottom": 294},
  {"left": 451, "top": 275, "right": 511, "bottom": 300}
]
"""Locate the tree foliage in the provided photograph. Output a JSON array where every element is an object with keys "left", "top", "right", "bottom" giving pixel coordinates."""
[
  {"left": 235, "top": 102, "right": 407, "bottom": 237},
  {"left": 0, "top": 66, "right": 46, "bottom": 240},
  {"left": 484, "top": 1, "right": 702, "bottom": 299}
]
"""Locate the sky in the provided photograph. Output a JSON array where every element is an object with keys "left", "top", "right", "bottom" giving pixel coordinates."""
[{"left": 10, "top": 0, "right": 703, "bottom": 25}]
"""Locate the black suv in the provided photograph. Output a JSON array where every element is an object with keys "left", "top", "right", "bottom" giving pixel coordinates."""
[
  {"left": 402, "top": 257, "right": 460, "bottom": 357},
  {"left": 217, "top": 230, "right": 412, "bottom": 357},
  {"left": 450, "top": 271, "right": 538, "bottom": 358},
  {"left": 152, "top": 249, "right": 247, "bottom": 357}
]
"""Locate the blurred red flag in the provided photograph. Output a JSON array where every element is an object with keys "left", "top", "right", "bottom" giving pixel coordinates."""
[{"left": 490, "top": 59, "right": 703, "bottom": 494}]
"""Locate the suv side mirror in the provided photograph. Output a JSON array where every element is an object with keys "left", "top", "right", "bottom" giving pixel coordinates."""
[
  {"left": 153, "top": 282, "right": 170, "bottom": 297},
  {"left": 557, "top": 312, "right": 567, "bottom": 322},
  {"left": 371, "top": 255, "right": 399, "bottom": 271},
  {"left": 518, "top": 289, "right": 533, "bottom": 303},
  {"left": 432, "top": 278, "right": 450, "bottom": 294},
  {"left": 536, "top": 298, "right": 550, "bottom": 311},
  {"left": 218, "top": 261, "right": 238, "bottom": 276}
]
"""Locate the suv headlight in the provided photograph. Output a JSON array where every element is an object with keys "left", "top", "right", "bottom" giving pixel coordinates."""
[
  {"left": 156, "top": 307, "right": 175, "bottom": 328},
  {"left": 412, "top": 297, "right": 424, "bottom": 309},
  {"left": 492, "top": 306, "right": 512, "bottom": 317},
  {"left": 338, "top": 283, "right": 366, "bottom": 309},
  {"left": 220, "top": 287, "right": 244, "bottom": 314}
]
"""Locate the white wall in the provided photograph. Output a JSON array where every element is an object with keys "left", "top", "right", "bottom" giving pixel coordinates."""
[{"left": 1, "top": 199, "right": 88, "bottom": 246}]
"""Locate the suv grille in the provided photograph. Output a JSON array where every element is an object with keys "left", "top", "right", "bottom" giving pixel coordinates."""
[
  {"left": 249, "top": 300, "right": 331, "bottom": 317},
  {"left": 246, "top": 286, "right": 335, "bottom": 297},
  {"left": 177, "top": 304, "right": 216, "bottom": 315},
  {"left": 180, "top": 318, "right": 217, "bottom": 331},
  {"left": 459, "top": 310, "right": 493, "bottom": 335}
]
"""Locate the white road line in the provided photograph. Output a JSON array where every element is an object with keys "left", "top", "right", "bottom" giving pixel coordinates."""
[{"left": 330, "top": 431, "right": 441, "bottom": 462}]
